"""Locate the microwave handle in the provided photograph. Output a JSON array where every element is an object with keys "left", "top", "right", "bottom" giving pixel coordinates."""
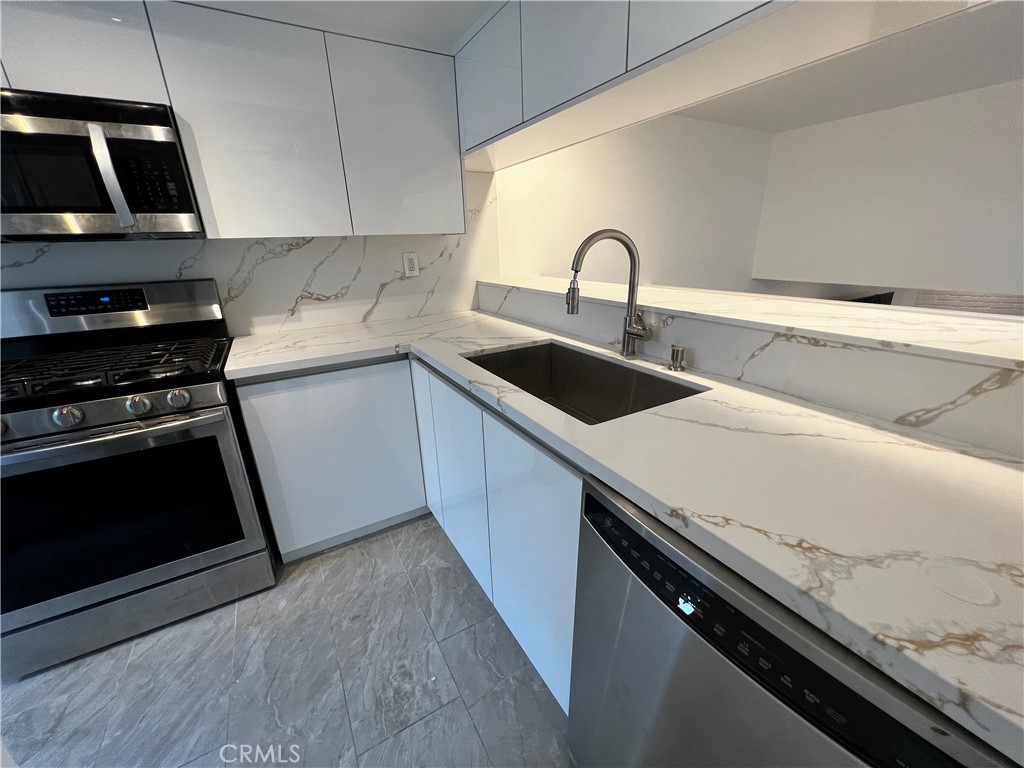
[{"left": 86, "top": 122, "right": 135, "bottom": 228}]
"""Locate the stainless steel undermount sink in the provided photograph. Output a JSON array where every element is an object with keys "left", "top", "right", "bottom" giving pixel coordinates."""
[{"left": 465, "top": 341, "right": 708, "bottom": 425}]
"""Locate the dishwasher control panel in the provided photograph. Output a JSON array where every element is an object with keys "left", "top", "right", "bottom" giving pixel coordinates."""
[{"left": 585, "top": 500, "right": 967, "bottom": 768}]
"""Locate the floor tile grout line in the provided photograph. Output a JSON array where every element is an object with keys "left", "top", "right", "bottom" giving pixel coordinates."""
[
  {"left": 352, "top": 692, "right": 465, "bottom": 761},
  {"left": 349, "top": 518, "right": 471, "bottom": 759},
  {"left": 90, "top": 640, "right": 138, "bottom": 768},
  {"left": 322, "top": 567, "right": 362, "bottom": 765},
  {"left": 463, "top": 695, "right": 496, "bottom": 768},
  {"left": 432, "top": 624, "right": 498, "bottom": 766},
  {"left": 392, "top": 522, "right": 445, "bottom": 648}
]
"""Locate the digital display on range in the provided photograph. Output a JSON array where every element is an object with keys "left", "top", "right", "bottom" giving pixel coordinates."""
[{"left": 45, "top": 289, "right": 148, "bottom": 316}]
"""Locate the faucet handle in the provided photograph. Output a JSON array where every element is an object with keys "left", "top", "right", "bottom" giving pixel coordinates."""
[{"left": 628, "top": 310, "right": 653, "bottom": 341}]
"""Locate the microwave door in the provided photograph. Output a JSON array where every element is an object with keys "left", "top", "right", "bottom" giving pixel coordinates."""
[
  {"left": 1, "top": 116, "right": 201, "bottom": 238},
  {"left": 1, "top": 131, "right": 119, "bottom": 221}
]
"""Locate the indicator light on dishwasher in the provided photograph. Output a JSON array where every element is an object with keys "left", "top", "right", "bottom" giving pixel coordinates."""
[{"left": 678, "top": 598, "right": 695, "bottom": 615}]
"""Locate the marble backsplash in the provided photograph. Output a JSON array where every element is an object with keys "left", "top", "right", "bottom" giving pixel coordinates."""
[
  {"left": 478, "top": 281, "right": 1024, "bottom": 460},
  {"left": 0, "top": 173, "right": 498, "bottom": 337}
]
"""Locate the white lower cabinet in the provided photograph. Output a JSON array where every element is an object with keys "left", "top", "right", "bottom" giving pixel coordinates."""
[
  {"left": 236, "top": 361, "right": 425, "bottom": 561},
  {"left": 428, "top": 373, "right": 493, "bottom": 597},
  {"left": 483, "top": 413, "right": 582, "bottom": 713},
  {"left": 410, "top": 361, "right": 444, "bottom": 527},
  {"left": 409, "top": 362, "right": 583, "bottom": 712}
]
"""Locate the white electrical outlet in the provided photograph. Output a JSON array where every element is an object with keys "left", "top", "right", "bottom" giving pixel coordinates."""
[{"left": 402, "top": 252, "right": 420, "bottom": 277}]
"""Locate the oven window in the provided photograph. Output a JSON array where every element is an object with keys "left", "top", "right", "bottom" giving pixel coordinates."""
[
  {"left": 1, "top": 436, "right": 245, "bottom": 614},
  {"left": 1, "top": 133, "right": 112, "bottom": 213}
]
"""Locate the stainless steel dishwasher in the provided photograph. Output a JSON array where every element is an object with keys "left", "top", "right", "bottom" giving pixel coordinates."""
[{"left": 569, "top": 478, "right": 1013, "bottom": 768}]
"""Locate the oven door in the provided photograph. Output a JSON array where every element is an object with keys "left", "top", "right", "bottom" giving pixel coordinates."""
[
  {"left": 0, "top": 115, "right": 202, "bottom": 238},
  {"left": 0, "top": 407, "right": 266, "bottom": 631}
]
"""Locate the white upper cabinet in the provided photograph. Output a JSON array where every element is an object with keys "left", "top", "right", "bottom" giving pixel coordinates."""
[
  {"left": 627, "top": 1, "right": 765, "bottom": 70},
  {"left": 326, "top": 35, "right": 464, "bottom": 235},
  {"left": 520, "top": 1, "right": 628, "bottom": 120},
  {"left": 0, "top": 1, "right": 168, "bottom": 102},
  {"left": 456, "top": 1, "right": 522, "bottom": 151},
  {"left": 148, "top": 2, "right": 353, "bottom": 239}
]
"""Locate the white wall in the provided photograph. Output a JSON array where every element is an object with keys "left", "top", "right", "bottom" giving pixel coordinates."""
[
  {"left": 493, "top": 79, "right": 1023, "bottom": 302},
  {"left": 754, "top": 80, "right": 1024, "bottom": 293},
  {"left": 0, "top": 173, "right": 499, "bottom": 337},
  {"left": 493, "top": 109, "right": 868, "bottom": 298}
]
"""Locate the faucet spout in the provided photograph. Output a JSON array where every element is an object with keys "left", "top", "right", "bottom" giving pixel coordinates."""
[{"left": 565, "top": 229, "right": 650, "bottom": 358}]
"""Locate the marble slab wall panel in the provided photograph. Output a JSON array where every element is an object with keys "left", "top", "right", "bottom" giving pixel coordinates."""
[
  {"left": 0, "top": 173, "right": 499, "bottom": 337},
  {"left": 477, "top": 283, "right": 1024, "bottom": 459}
]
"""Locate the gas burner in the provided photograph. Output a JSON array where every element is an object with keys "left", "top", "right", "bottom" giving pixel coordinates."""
[
  {"left": 30, "top": 375, "right": 108, "bottom": 396},
  {"left": 1, "top": 337, "right": 227, "bottom": 406},
  {"left": 114, "top": 364, "right": 189, "bottom": 384}
]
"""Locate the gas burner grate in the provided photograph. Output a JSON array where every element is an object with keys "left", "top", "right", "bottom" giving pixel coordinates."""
[{"left": 1, "top": 338, "right": 226, "bottom": 401}]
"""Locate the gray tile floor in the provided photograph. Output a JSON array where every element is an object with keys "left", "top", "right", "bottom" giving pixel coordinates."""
[{"left": 1, "top": 515, "right": 575, "bottom": 768}]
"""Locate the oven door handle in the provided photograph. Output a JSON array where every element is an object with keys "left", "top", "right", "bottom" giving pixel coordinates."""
[
  {"left": 86, "top": 122, "right": 135, "bottom": 228},
  {"left": 1, "top": 410, "right": 226, "bottom": 470}
]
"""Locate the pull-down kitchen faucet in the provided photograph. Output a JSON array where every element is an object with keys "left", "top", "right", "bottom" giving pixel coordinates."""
[{"left": 566, "top": 229, "right": 652, "bottom": 358}]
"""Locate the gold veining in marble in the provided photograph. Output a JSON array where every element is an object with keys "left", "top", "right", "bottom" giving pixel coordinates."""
[
  {"left": 492, "top": 287, "right": 517, "bottom": 315},
  {"left": 873, "top": 628, "right": 1024, "bottom": 664},
  {"left": 666, "top": 506, "right": 1023, "bottom": 601},
  {"left": 361, "top": 196, "right": 496, "bottom": 323},
  {"left": 737, "top": 332, "right": 874, "bottom": 382},
  {"left": 284, "top": 237, "right": 361, "bottom": 320},
  {"left": 174, "top": 240, "right": 209, "bottom": 279},
  {"left": 0, "top": 243, "right": 51, "bottom": 271},
  {"left": 222, "top": 237, "right": 315, "bottom": 305},
  {"left": 895, "top": 368, "right": 1023, "bottom": 428}
]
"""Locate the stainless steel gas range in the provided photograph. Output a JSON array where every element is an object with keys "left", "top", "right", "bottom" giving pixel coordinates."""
[{"left": 0, "top": 280, "right": 275, "bottom": 678}]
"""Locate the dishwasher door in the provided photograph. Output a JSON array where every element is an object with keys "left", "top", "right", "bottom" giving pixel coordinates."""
[
  {"left": 569, "top": 511, "right": 863, "bottom": 768},
  {"left": 568, "top": 479, "right": 997, "bottom": 768}
]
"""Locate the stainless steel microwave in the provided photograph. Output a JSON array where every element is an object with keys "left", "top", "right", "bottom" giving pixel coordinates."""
[{"left": 1, "top": 89, "right": 204, "bottom": 241}]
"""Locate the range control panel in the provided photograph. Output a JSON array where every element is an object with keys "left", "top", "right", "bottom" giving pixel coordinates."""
[
  {"left": 585, "top": 500, "right": 967, "bottom": 768},
  {"left": 45, "top": 289, "right": 148, "bottom": 317}
]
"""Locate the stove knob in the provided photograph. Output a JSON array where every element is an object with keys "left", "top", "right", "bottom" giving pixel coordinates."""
[
  {"left": 52, "top": 405, "right": 84, "bottom": 429},
  {"left": 166, "top": 389, "right": 192, "bottom": 409},
  {"left": 125, "top": 395, "right": 153, "bottom": 416}
]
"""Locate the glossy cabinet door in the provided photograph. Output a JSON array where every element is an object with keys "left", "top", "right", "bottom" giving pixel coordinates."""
[
  {"left": 236, "top": 361, "right": 425, "bottom": 562},
  {"left": 0, "top": 1, "right": 168, "bottom": 102},
  {"left": 520, "top": 1, "right": 628, "bottom": 120},
  {"left": 627, "top": 0, "right": 766, "bottom": 70},
  {"left": 148, "top": 2, "right": 353, "bottom": 238},
  {"left": 326, "top": 35, "right": 464, "bottom": 235},
  {"left": 429, "top": 373, "right": 492, "bottom": 597},
  {"left": 410, "top": 361, "right": 444, "bottom": 527},
  {"left": 455, "top": 1, "right": 522, "bottom": 151},
  {"left": 483, "top": 413, "right": 582, "bottom": 713}
]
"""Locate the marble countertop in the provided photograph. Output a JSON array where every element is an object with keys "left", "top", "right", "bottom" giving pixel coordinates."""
[
  {"left": 227, "top": 310, "right": 1024, "bottom": 759},
  {"left": 483, "top": 276, "right": 1024, "bottom": 369}
]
